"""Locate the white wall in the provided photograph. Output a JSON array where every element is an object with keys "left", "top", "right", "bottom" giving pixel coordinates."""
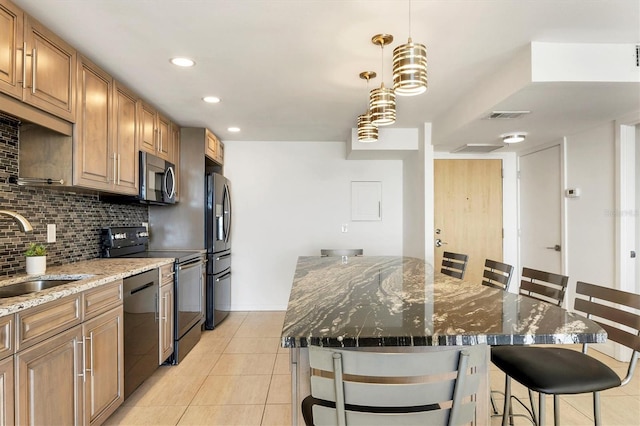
[
  {"left": 565, "top": 122, "right": 616, "bottom": 306},
  {"left": 402, "top": 124, "right": 427, "bottom": 260},
  {"left": 224, "top": 141, "right": 403, "bottom": 311},
  {"left": 637, "top": 124, "right": 640, "bottom": 292}
]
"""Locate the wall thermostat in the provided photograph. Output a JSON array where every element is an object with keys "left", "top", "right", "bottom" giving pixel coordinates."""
[{"left": 565, "top": 188, "right": 581, "bottom": 198}]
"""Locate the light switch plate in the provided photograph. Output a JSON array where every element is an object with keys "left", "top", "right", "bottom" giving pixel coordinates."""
[{"left": 47, "top": 224, "right": 56, "bottom": 243}]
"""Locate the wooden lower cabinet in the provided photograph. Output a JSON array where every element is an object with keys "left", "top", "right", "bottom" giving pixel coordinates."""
[
  {"left": 159, "top": 282, "right": 174, "bottom": 364},
  {"left": 13, "top": 303, "right": 123, "bottom": 426},
  {"left": 83, "top": 306, "right": 123, "bottom": 425},
  {"left": 15, "top": 325, "right": 84, "bottom": 425},
  {"left": 0, "top": 356, "right": 13, "bottom": 426}
]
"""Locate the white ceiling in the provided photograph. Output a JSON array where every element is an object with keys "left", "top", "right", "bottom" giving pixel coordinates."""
[{"left": 12, "top": 0, "right": 640, "bottom": 152}]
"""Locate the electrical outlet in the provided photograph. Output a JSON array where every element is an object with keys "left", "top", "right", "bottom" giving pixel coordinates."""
[
  {"left": 47, "top": 224, "right": 56, "bottom": 243},
  {"left": 341, "top": 224, "right": 348, "bottom": 233}
]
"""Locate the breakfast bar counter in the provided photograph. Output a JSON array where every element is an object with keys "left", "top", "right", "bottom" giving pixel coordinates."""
[{"left": 281, "top": 256, "right": 606, "bottom": 425}]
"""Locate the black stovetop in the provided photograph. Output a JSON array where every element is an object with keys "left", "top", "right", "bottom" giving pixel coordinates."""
[{"left": 101, "top": 226, "right": 201, "bottom": 263}]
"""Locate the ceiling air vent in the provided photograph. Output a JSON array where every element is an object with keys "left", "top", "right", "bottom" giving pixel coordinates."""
[
  {"left": 485, "top": 110, "right": 531, "bottom": 120},
  {"left": 452, "top": 144, "right": 504, "bottom": 153}
]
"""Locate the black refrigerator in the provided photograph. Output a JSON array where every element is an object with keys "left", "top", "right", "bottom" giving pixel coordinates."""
[{"left": 205, "top": 172, "right": 232, "bottom": 329}]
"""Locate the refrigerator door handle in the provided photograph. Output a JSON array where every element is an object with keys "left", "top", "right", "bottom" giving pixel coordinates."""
[{"left": 223, "top": 183, "right": 232, "bottom": 244}]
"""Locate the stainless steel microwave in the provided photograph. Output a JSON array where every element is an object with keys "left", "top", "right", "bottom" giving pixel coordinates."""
[{"left": 139, "top": 151, "right": 176, "bottom": 204}]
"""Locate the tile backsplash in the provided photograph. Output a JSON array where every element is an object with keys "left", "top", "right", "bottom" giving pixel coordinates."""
[{"left": 0, "top": 112, "right": 148, "bottom": 276}]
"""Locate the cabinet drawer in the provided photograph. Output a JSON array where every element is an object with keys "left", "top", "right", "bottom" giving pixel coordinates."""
[
  {"left": 16, "top": 294, "right": 81, "bottom": 351},
  {"left": 160, "top": 264, "right": 175, "bottom": 287},
  {"left": 83, "top": 279, "right": 123, "bottom": 320},
  {"left": 0, "top": 315, "right": 14, "bottom": 359}
]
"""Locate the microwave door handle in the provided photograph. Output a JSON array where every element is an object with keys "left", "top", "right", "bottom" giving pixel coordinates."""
[{"left": 164, "top": 166, "right": 176, "bottom": 199}]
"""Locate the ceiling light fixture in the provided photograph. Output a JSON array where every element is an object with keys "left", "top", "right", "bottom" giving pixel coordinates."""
[
  {"left": 393, "top": 1, "right": 427, "bottom": 96},
  {"left": 370, "top": 34, "right": 396, "bottom": 126},
  {"left": 170, "top": 57, "right": 195, "bottom": 67},
  {"left": 202, "top": 96, "right": 221, "bottom": 103},
  {"left": 501, "top": 132, "right": 527, "bottom": 144},
  {"left": 357, "top": 71, "right": 378, "bottom": 143},
  {"left": 227, "top": 127, "right": 240, "bottom": 133}
]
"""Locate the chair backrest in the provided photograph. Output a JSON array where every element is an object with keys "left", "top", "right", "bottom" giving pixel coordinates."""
[
  {"left": 441, "top": 251, "right": 469, "bottom": 279},
  {"left": 575, "top": 281, "right": 640, "bottom": 386},
  {"left": 519, "top": 267, "right": 569, "bottom": 306},
  {"left": 308, "top": 344, "right": 487, "bottom": 426},
  {"left": 482, "top": 259, "right": 514, "bottom": 291},
  {"left": 320, "top": 249, "right": 363, "bottom": 257}
]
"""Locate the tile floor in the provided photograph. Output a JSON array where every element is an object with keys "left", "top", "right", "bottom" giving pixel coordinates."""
[{"left": 106, "top": 311, "right": 640, "bottom": 425}]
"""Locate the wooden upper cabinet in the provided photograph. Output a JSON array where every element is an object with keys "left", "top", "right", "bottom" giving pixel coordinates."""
[
  {"left": 157, "top": 112, "right": 171, "bottom": 161},
  {"left": 205, "top": 128, "right": 224, "bottom": 165},
  {"left": 139, "top": 100, "right": 156, "bottom": 154},
  {"left": 23, "top": 14, "right": 76, "bottom": 122},
  {"left": 75, "top": 55, "right": 112, "bottom": 191},
  {"left": 113, "top": 82, "right": 139, "bottom": 195},
  {"left": 0, "top": 0, "right": 23, "bottom": 99}
]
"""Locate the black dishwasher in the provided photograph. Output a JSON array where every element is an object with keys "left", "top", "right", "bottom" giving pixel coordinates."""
[{"left": 123, "top": 268, "right": 159, "bottom": 399}]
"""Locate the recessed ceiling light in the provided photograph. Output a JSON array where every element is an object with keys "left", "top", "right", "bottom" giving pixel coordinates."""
[
  {"left": 227, "top": 127, "right": 241, "bottom": 133},
  {"left": 501, "top": 132, "right": 527, "bottom": 144},
  {"left": 170, "top": 57, "right": 195, "bottom": 67},
  {"left": 202, "top": 96, "right": 221, "bottom": 104}
]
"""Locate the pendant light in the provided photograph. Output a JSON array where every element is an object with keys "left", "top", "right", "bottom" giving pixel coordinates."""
[
  {"left": 393, "top": 1, "right": 427, "bottom": 96},
  {"left": 357, "top": 71, "right": 378, "bottom": 142},
  {"left": 369, "top": 34, "right": 396, "bottom": 126}
]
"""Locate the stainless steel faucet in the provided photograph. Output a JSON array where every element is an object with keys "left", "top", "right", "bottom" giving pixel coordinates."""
[{"left": 0, "top": 210, "right": 33, "bottom": 232}]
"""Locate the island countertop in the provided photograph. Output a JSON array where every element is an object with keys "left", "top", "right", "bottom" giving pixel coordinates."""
[
  {"left": 281, "top": 256, "right": 606, "bottom": 348},
  {"left": 0, "top": 257, "right": 175, "bottom": 317}
]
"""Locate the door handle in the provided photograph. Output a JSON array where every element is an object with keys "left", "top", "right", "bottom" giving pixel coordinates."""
[
  {"left": 435, "top": 239, "right": 448, "bottom": 247},
  {"left": 546, "top": 244, "right": 561, "bottom": 252}
]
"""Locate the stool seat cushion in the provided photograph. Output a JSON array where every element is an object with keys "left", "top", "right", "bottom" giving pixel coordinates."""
[{"left": 491, "top": 346, "right": 621, "bottom": 395}]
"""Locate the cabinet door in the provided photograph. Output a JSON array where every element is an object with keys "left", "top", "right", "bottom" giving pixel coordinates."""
[
  {"left": 74, "top": 55, "right": 112, "bottom": 191},
  {"left": 83, "top": 306, "right": 123, "bottom": 426},
  {"left": 138, "top": 100, "right": 156, "bottom": 155},
  {"left": 15, "top": 326, "right": 83, "bottom": 426},
  {"left": 0, "top": 355, "right": 14, "bottom": 426},
  {"left": 157, "top": 113, "right": 171, "bottom": 161},
  {"left": 159, "top": 283, "right": 174, "bottom": 364},
  {"left": 113, "top": 83, "right": 139, "bottom": 195},
  {"left": 0, "top": 0, "right": 23, "bottom": 99},
  {"left": 206, "top": 130, "right": 217, "bottom": 160},
  {"left": 23, "top": 15, "right": 76, "bottom": 122}
]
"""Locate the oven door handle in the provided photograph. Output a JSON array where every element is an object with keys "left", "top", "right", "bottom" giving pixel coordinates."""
[{"left": 216, "top": 271, "right": 232, "bottom": 282}]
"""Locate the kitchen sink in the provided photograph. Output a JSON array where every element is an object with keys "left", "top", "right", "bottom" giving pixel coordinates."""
[{"left": 0, "top": 278, "right": 81, "bottom": 298}]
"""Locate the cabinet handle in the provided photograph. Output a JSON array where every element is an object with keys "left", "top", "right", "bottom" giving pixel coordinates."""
[
  {"left": 113, "top": 152, "right": 117, "bottom": 184},
  {"left": 117, "top": 153, "right": 121, "bottom": 185},
  {"left": 87, "top": 334, "right": 94, "bottom": 378},
  {"left": 159, "top": 128, "right": 162, "bottom": 153},
  {"left": 76, "top": 339, "right": 86, "bottom": 382},
  {"left": 31, "top": 48, "right": 37, "bottom": 94},
  {"left": 21, "top": 42, "right": 26, "bottom": 88},
  {"left": 161, "top": 293, "right": 167, "bottom": 321}
]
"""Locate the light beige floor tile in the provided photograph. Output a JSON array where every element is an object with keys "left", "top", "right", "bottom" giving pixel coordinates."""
[
  {"left": 278, "top": 345, "right": 290, "bottom": 354},
  {"left": 235, "top": 312, "right": 285, "bottom": 338},
  {"left": 273, "top": 353, "right": 290, "bottom": 375},
  {"left": 224, "top": 337, "right": 281, "bottom": 354},
  {"left": 188, "top": 337, "right": 231, "bottom": 357},
  {"left": 262, "top": 404, "right": 291, "bottom": 426},
  {"left": 191, "top": 374, "right": 271, "bottom": 405},
  {"left": 177, "top": 405, "right": 264, "bottom": 425},
  {"left": 104, "top": 405, "right": 187, "bottom": 425},
  {"left": 154, "top": 353, "right": 221, "bottom": 378},
  {"left": 206, "top": 313, "right": 247, "bottom": 338},
  {"left": 564, "top": 394, "right": 640, "bottom": 425},
  {"left": 210, "top": 353, "right": 277, "bottom": 375},
  {"left": 124, "top": 373, "right": 206, "bottom": 407},
  {"left": 267, "top": 374, "right": 292, "bottom": 405}
]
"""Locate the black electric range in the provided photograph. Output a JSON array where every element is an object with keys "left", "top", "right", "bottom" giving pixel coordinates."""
[{"left": 101, "top": 226, "right": 205, "bottom": 365}]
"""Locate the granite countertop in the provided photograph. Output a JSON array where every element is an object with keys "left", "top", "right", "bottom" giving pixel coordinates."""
[
  {"left": 281, "top": 256, "right": 607, "bottom": 348},
  {"left": 0, "top": 257, "right": 175, "bottom": 317}
]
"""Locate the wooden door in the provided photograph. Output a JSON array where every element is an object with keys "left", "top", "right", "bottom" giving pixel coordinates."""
[
  {"left": 15, "top": 326, "right": 83, "bottom": 426},
  {"left": 157, "top": 113, "right": 171, "bottom": 161},
  {"left": 83, "top": 307, "right": 123, "bottom": 426},
  {"left": 113, "top": 82, "right": 138, "bottom": 195},
  {"left": 0, "top": 355, "right": 14, "bottom": 426},
  {"left": 159, "top": 283, "right": 174, "bottom": 364},
  {"left": 74, "top": 56, "right": 112, "bottom": 191},
  {"left": 23, "top": 15, "right": 76, "bottom": 121},
  {"left": 519, "top": 146, "right": 562, "bottom": 274},
  {"left": 0, "top": 0, "right": 23, "bottom": 99},
  {"left": 138, "top": 100, "right": 156, "bottom": 154},
  {"left": 434, "top": 159, "right": 503, "bottom": 284}
]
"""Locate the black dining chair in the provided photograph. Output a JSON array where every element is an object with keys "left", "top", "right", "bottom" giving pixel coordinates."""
[
  {"left": 482, "top": 259, "right": 514, "bottom": 291},
  {"left": 440, "top": 251, "right": 469, "bottom": 279},
  {"left": 492, "top": 281, "right": 640, "bottom": 425},
  {"left": 302, "top": 344, "right": 487, "bottom": 425},
  {"left": 320, "top": 249, "right": 363, "bottom": 257},
  {"left": 490, "top": 267, "right": 569, "bottom": 421}
]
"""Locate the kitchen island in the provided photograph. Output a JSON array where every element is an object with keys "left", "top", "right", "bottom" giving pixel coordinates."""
[{"left": 281, "top": 256, "right": 606, "bottom": 424}]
